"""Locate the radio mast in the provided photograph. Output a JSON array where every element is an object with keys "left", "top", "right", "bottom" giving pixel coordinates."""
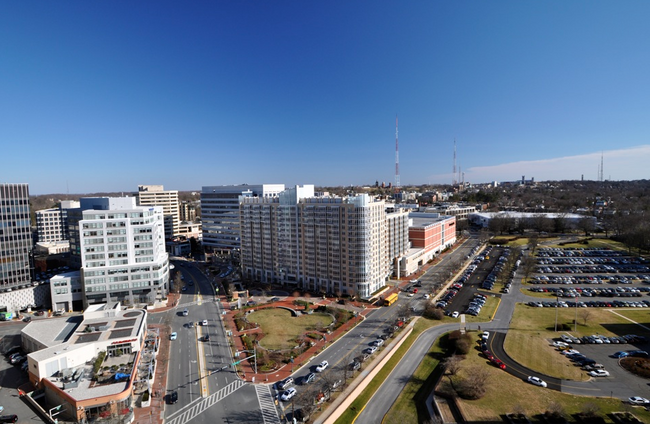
[{"left": 395, "top": 116, "right": 400, "bottom": 193}]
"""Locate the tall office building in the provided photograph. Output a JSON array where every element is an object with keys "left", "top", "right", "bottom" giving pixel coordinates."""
[
  {"left": 240, "top": 186, "right": 406, "bottom": 299},
  {"left": 68, "top": 197, "right": 169, "bottom": 308},
  {"left": 136, "top": 185, "right": 179, "bottom": 240},
  {"left": 0, "top": 183, "right": 33, "bottom": 288},
  {"left": 35, "top": 200, "right": 80, "bottom": 243},
  {"left": 201, "top": 184, "right": 285, "bottom": 252}
]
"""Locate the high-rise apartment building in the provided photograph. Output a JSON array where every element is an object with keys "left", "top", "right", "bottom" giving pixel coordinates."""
[
  {"left": 0, "top": 183, "right": 33, "bottom": 288},
  {"left": 68, "top": 197, "right": 169, "bottom": 308},
  {"left": 201, "top": 184, "right": 285, "bottom": 252},
  {"left": 35, "top": 200, "right": 80, "bottom": 243},
  {"left": 240, "top": 186, "right": 408, "bottom": 299},
  {"left": 136, "top": 185, "right": 179, "bottom": 240},
  {"left": 179, "top": 201, "right": 196, "bottom": 222}
]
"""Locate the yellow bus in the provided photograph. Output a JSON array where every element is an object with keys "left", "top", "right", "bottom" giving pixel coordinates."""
[{"left": 384, "top": 292, "right": 399, "bottom": 306}]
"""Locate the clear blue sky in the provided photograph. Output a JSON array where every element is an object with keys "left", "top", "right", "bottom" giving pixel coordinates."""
[{"left": 2, "top": 1, "right": 649, "bottom": 194}]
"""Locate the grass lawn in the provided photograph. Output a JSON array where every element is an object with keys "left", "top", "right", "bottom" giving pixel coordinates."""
[
  {"left": 248, "top": 308, "right": 333, "bottom": 350},
  {"left": 443, "top": 344, "right": 650, "bottom": 423},
  {"left": 382, "top": 333, "right": 446, "bottom": 424}
]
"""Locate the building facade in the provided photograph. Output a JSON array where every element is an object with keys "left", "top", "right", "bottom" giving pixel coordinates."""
[
  {"left": 68, "top": 197, "right": 170, "bottom": 308},
  {"left": 0, "top": 183, "right": 33, "bottom": 289},
  {"left": 136, "top": 185, "right": 180, "bottom": 240},
  {"left": 201, "top": 184, "right": 285, "bottom": 252},
  {"left": 240, "top": 186, "right": 402, "bottom": 299},
  {"left": 396, "top": 213, "right": 457, "bottom": 277},
  {"left": 35, "top": 200, "right": 80, "bottom": 243}
]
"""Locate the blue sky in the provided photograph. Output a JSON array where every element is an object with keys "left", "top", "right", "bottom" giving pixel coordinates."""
[{"left": 2, "top": 1, "right": 649, "bottom": 194}]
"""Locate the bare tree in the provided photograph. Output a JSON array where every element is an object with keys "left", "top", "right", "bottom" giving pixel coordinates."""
[
  {"left": 579, "top": 308, "right": 592, "bottom": 326},
  {"left": 442, "top": 355, "right": 463, "bottom": 376},
  {"left": 458, "top": 365, "right": 490, "bottom": 399}
]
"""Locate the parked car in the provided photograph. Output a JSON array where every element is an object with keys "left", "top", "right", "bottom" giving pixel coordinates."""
[
  {"left": 364, "top": 346, "right": 378, "bottom": 354},
  {"left": 278, "top": 377, "right": 294, "bottom": 390},
  {"left": 280, "top": 388, "right": 297, "bottom": 402},
  {"left": 628, "top": 396, "right": 650, "bottom": 405},
  {"left": 481, "top": 332, "right": 490, "bottom": 340},
  {"left": 349, "top": 361, "right": 361, "bottom": 371},
  {"left": 527, "top": 376, "right": 547, "bottom": 388},
  {"left": 611, "top": 351, "right": 629, "bottom": 358},
  {"left": 303, "top": 373, "right": 316, "bottom": 384},
  {"left": 315, "top": 361, "right": 329, "bottom": 372},
  {"left": 0, "top": 415, "right": 17, "bottom": 423},
  {"left": 588, "top": 370, "right": 610, "bottom": 377},
  {"left": 451, "top": 311, "right": 459, "bottom": 318}
]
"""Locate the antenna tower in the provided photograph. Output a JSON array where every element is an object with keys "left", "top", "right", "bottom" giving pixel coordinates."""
[
  {"left": 599, "top": 152, "right": 604, "bottom": 182},
  {"left": 395, "top": 116, "right": 400, "bottom": 193},
  {"left": 452, "top": 139, "right": 457, "bottom": 186}
]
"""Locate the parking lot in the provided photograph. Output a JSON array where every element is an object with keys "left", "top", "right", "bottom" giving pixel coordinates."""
[{"left": 527, "top": 247, "right": 650, "bottom": 309}]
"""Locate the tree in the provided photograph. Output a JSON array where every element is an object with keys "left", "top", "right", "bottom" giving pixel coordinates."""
[
  {"left": 521, "top": 256, "right": 537, "bottom": 283},
  {"left": 442, "top": 355, "right": 463, "bottom": 376},
  {"left": 577, "top": 216, "right": 596, "bottom": 236},
  {"left": 579, "top": 308, "right": 592, "bottom": 326},
  {"left": 458, "top": 366, "right": 490, "bottom": 399}
]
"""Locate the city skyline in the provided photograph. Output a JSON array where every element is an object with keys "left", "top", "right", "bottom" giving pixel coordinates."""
[{"left": 2, "top": 1, "right": 650, "bottom": 195}]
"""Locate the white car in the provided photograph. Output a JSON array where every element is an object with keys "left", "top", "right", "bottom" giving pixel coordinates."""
[
  {"left": 481, "top": 331, "right": 490, "bottom": 340},
  {"left": 560, "top": 349, "right": 580, "bottom": 356},
  {"left": 527, "top": 376, "right": 547, "bottom": 387},
  {"left": 364, "top": 346, "right": 378, "bottom": 354},
  {"left": 588, "top": 369, "right": 610, "bottom": 377},
  {"left": 169, "top": 332, "right": 177, "bottom": 341},
  {"left": 552, "top": 341, "right": 569, "bottom": 348},
  {"left": 372, "top": 339, "right": 384, "bottom": 347},
  {"left": 202, "top": 319, "right": 208, "bottom": 326},
  {"left": 280, "top": 387, "right": 297, "bottom": 401},
  {"left": 451, "top": 311, "right": 459, "bottom": 318},
  {"left": 628, "top": 396, "right": 650, "bottom": 405},
  {"left": 315, "top": 361, "right": 329, "bottom": 372}
]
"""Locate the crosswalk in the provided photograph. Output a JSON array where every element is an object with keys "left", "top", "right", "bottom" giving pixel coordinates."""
[
  {"left": 165, "top": 379, "right": 246, "bottom": 424},
  {"left": 255, "top": 384, "right": 282, "bottom": 424}
]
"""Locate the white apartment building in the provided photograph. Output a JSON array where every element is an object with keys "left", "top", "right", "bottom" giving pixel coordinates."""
[
  {"left": 240, "top": 186, "right": 406, "bottom": 299},
  {"left": 68, "top": 197, "right": 170, "bottom": 308},
  {"left": 201, "top": 184, "right": 285, "bottom": 252},
  {"left": 137, "top": 185, "right": 180, "bottom": 240}
]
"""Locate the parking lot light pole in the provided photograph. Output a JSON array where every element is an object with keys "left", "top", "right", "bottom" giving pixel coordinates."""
[{"left": 554, "top": 296, "right": 559, "bottom": 332}]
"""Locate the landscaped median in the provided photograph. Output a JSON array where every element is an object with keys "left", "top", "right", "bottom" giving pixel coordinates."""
[{"left": 317, "top": 319, "right": 416, "bottom": 424}]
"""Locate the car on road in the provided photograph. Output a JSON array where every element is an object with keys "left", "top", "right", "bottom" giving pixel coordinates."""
[
  {"left": 303, "top": 373, "right": 316, "bottom": 384},
  {"left": 315, "top": 361, "right": 329, "bottom": 372},
  {"left": 166, "top": 391, "right": 178, "bottom": 404},
  {"left": 280, "top": 388, "right": 297, "bottom": 401},
  {"left": 169, "top": 332, "right": 177, "bottom": 341},
  {"left": 0, "top": 415, "right": 17, "bottom": 423},
  {"left": 203, "top": 334, "right": 210, "bottom": 342},
  {"left": 202, "top": 320, "right": 208, "bottom": 326},
  {"left": 527, "top": 376, "right": 547, "bottom": 388},
  {"left": 183, "top": 309, "right": 188, "bottom": 316},
  {"left": 628, "top": 396, "right": 650, "bottom": 405},
  {"left": 588, "top": 369, "right": 610, "bottom": 377},
  {"left": 364, "top": 346, "right": 377, "bottom": 354},
  {"left": 278, "top": 377, "right": 294, "bottom": 390}
]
